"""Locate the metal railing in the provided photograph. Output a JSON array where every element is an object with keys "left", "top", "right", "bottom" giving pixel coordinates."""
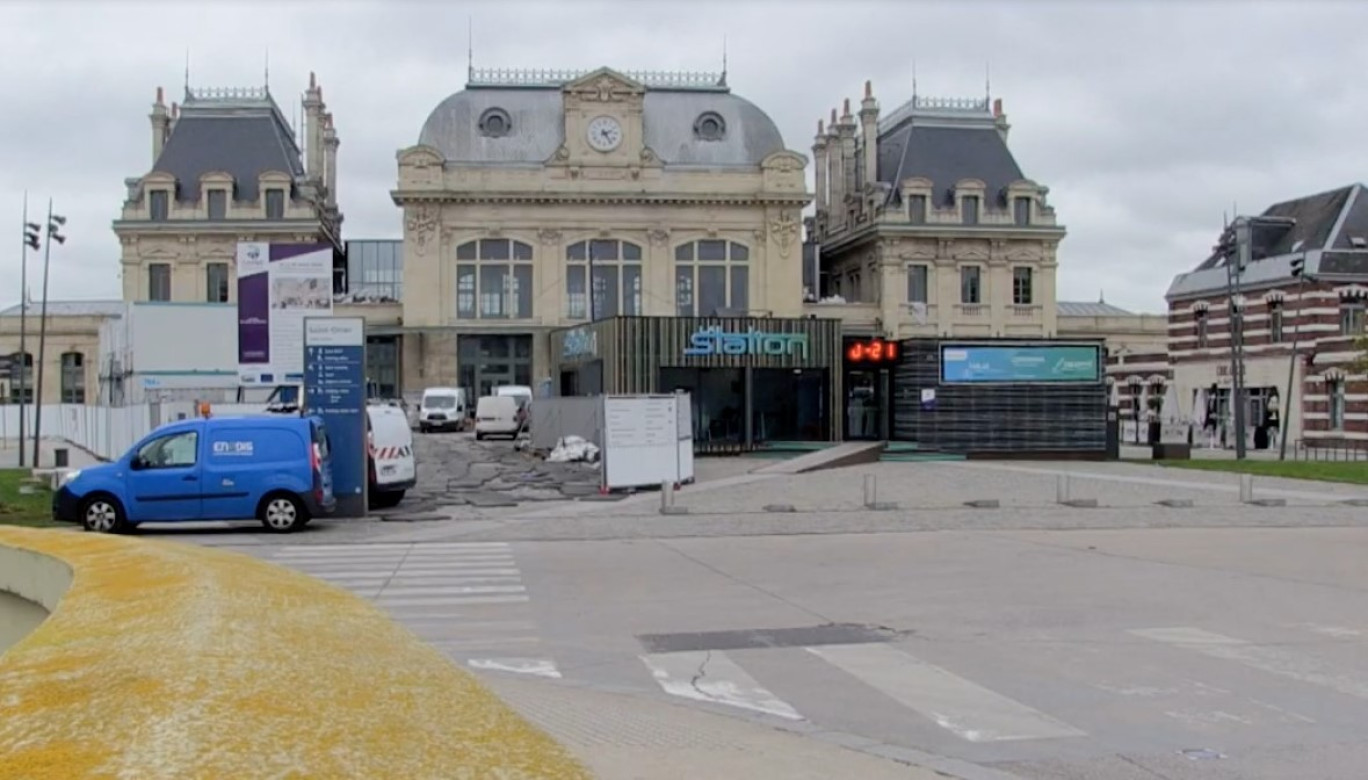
[{"left": 1293, "top": 438, "right": 1368, "bottom": 461}]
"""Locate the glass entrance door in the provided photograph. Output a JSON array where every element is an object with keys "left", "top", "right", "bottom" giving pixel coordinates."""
[
  {"left": 458, "top": 334, "right": 533, "bottom": 401},
  {"left": 844, "top": 370, "right": 884, "bottom": 440}
]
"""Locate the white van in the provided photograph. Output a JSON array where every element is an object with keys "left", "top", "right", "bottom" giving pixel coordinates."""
[
  {"left": 474, "top": 395, "right": 522, "bottom": 440},
  {"left": 418, "top": 386, "right": 466, "bottom": 433},
  {"left": 366, "top": 403, "right": 416, "bottom": 508},
  {"left": 494, "top": 384, "right": 533, "bottom": 430}
]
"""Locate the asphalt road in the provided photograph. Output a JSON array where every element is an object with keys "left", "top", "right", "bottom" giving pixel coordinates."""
[{"left": 181, "top": 455, "right": 1368, "bottom": 779}]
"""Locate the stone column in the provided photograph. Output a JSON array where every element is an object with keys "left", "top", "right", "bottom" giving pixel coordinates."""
[
  {"left": 859, "top": 81, "right": 879, "bottom": 189},
  {"left": 812, "top": 120, "right": 829, "bottom": 213}
]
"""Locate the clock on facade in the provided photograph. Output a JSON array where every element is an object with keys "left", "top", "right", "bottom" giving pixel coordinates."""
[{"left": 586, "top": 115, "right": 623, "bottom": 152}]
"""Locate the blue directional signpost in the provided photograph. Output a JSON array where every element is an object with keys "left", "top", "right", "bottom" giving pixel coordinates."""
[{"left": 303, "top": 317, "right": 367, "bottom": 517}]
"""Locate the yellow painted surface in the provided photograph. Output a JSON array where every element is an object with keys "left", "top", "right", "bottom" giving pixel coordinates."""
[{"left": 0, "top": 528, "right": 593, "bottom": 780}]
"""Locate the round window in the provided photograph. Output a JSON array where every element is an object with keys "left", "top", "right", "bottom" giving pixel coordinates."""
[
  {"left": 478, "top": 108, "right": 512, "bottom": 138},
  {"left": 694, "top": 112, "right": 726, "bottom": 141}
]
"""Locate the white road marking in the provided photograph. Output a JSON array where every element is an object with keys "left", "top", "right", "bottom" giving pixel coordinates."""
[
  {"left": 468, "top": 658, "right": 562, "bottom": 678},
  {"left": 1301, "top": 624, "right": 1365, "bottom": 639},
  {"left": 1131, "top": 627, "right": 1368, "bottom": 700},
  {"left": 374, "top": 594, "right": 530, "bottom": 608},
  {"left": 377, "top": 584, "right": 526, "bottom": 597},
  {"left": 640, "top": 651, "right": 804, "bottom": 721},
  {"left": 809, "top": 644, "right": 1086, "bottom": 742}
]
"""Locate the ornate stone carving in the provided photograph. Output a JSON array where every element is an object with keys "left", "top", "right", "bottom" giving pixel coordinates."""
[
  {"left": 485, "top": 225, "right": 504, "bottom": 238},
  {"left": 767, "top": 155, "right": 804, "bottom": 174},
  {"left": 770, "top": 210, "right": 799, "bottom": 258},
  {"left": 573, "top": 75, "right": 635, "bottom": 103},
  {"left": 538, "top": 229, "right": 563, "bottom": 244},
  {"left": 405, "top": 205, "right": 439, "bottom": 253},
  {"left": 640, "top": 147, "right": 657, "bottom": 164},
  {"left": 706, "top": 228, "right": 719, "bottom": 238},
  {"left": 752, "top": 227, "right": 766, "bottom": 243},
  {"left": 647, "top": 228, "right": 670, "bottom": 246},
  {"left": 554, "top": 145, "right": 570, "bottom": 161}
]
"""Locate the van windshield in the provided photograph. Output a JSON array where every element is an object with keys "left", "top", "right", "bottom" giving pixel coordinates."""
[
  {"left": 311, "top": 421, "right": 331, "bottom": 459},
  {"left": 425, "top": 396, "right": 458, "bottom": 409}
]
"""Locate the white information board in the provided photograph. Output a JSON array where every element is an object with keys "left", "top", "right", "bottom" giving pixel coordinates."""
[
  {"left": 601, "top": 394, "right": 695, "bottom": 490},
  {"left": 675, "top": 392, "right": 694, "bottom": 485}
]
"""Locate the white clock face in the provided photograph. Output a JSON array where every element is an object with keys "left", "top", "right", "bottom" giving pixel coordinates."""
[{"left": 586, "top": 115, "right": 623, "bottom": 152}]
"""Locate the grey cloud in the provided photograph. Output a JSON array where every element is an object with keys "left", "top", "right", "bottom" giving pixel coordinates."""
[{"left": 3, "top": 0, "right": 1368, "bottom": 314}]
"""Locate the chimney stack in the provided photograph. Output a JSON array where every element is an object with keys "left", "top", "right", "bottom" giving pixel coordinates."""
[
  {"left": 812, "top": 119, "right": 829, "bottom": 212},
  {"left": 303, "top": 72, "right": 325, "bottom": 181},
  {"left": 859, "top": 80, "right": 879, "bottom": 190},
  {"left": 150, "top": 86, "right": 170, "bottom": 164},
  {"left": 323, "top": 112, "right": 340, "bottom": 208}
]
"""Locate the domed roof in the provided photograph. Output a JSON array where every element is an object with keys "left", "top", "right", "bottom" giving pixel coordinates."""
[{"left": 417, "top": 77, "right": 787, "bottom": 167}]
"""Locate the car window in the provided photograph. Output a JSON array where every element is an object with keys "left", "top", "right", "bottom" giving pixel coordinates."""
[
  {"left": 425, "top": 395, "right": 457, "bottom": 409},
  {"left": 138, "top": 431, "right": 199, "bottom": 469}
]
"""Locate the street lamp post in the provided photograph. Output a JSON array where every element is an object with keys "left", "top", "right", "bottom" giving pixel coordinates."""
[
  {"left": 18, "top": 197, "right": 41, "bottom": 468},
  {"left": 1278, "top": 254, "right": 1309, "bottom": 461},
  {"left": 30, "top": 203, "right": 66, "bottom": 467}
]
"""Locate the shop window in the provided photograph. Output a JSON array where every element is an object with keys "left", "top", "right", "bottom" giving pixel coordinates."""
[
  {"left": 961, "top": 195, "right": 980, "bottom": 225},
  {"left": 566, "top": 240, "right": 643, "bottom": 320},
  {"left": 674, "top": 241, "right": 749, "bottom": 316},
  {"left": 1012, "top": 267, "right": 1034, "bottom": 305},
  {"left": 1195, "top": 310, "right": 1209, "bottom": 348},
  {"left": 907, "top": 194, "right": 926, "bottom": 225},
  {"left": 265, "top": 189, "right": 285, "bottom": 220},
  {"left": 960, "top": 266, "right": 981, "bottom": 304},
  {"left": 1013, "top": 197, "right": 1031, "bottom": 226},
  {"left": 60, "top": 352, "right": 85, "bottom": 404},
  {"left": 1268, "top": 300, "right": 1284, "bottom": 343},
  {"left": 148, "top": 189, "right": 169, "bottom": 221},
  {"left": 1329, "top": 378, "right": 1346, "bottom": 429},
  {"left": 207, "top": 189, "right": 227, "bottom": 220},
  {"left": 148, "top": 263, "right": 171, "bottom": 301},
  {"left": 906, "top": 264, "right": 929, "bottom": 304},
  {"left": 7, "top": 352, "right": 33, "bottom": 404},
  {"left": 455, "top": 239, "right": 534, "bottom": 319},
  {"left": 206, "top": 262, "right": 229, "bottom": 302},
  {"left": 1339, "top": 300, "right": 1365, "bottom": 335}
]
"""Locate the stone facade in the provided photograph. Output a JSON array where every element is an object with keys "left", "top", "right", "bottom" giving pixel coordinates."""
[
  {"left": 384, "top": 67, "right": 811, "bottom": 394},
  {"left": 0, "top": 302, "right": 123, "bottom": 405},
  {"left": 807, "top": 83, "right": 1064, "bottom": 340},
  {"left": 111, "top": 77, "right": 341, "bottom": 305}
]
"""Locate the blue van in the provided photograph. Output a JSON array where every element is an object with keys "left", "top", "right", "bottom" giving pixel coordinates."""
[{"left": 52, "top": 414, "right": 335, "bottom": 534}]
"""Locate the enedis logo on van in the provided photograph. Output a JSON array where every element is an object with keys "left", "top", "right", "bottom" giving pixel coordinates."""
[{"left": 212, "top": 440, "right": 255, "bottom": 456}]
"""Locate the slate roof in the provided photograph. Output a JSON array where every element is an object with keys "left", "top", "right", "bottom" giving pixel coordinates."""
[
  {"left": 0, "top": 299, "right": 125, "bottom": 317},
  {"left": 1057, "top": 301, "right": 1135, "bottom": 317},
  {"left": 418, "top": 68, "right": 786, "bottom": 167},
  {"left": 150, "top": 87, "right": 305, "bottom": 203},
  {"left": 872, "top": 98, "right": 1026, "bottom": 208},
  {"left": 1168, "top": 183, "right": 1368, "bottom": 299}
]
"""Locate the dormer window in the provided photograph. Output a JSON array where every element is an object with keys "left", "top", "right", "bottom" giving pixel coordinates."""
[
  {"left": 207, "top": 189, "right": 227, "bottom": 220},
  {"left": 908, "top": 194, "right": 927, "bottom": 225},
  {"left": 693, "top": 111, "right": 726, "bottom": 141},
  {"left": 265, "top": 189, "right": 285, "bottom": 220},
  {"left": 961, "top": 195, "right": 980, "bottom": 225},
  {"left": 478, "top": 108, "right": 512, "bottom": 138},
  {"left": 1013, "top": 196, "right": 1031, "bottom": 226},
  {"left": 149, "top": 190, "right": 169, "bottom": 221}
]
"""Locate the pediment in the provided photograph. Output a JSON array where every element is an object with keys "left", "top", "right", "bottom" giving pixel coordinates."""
[
  {"left": 398, "top": 145, "right": 445, "bottom": 167},
  {"left": 564, "top": 68, "right": 645, "bottom": 103},
  {"left": 1005, "top": 245, "right": 1041, "bottom": 261}
]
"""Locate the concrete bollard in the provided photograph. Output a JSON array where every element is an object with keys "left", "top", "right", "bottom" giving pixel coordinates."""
[
  {"left": 659, "top": 481, "right": 689, "bottom": 515},
  {"left": 863, "top": 474, "right": 877, "bottom": 508},
  {"left": 1239, "top": 474, "right": 1254, "bottom": 503}
]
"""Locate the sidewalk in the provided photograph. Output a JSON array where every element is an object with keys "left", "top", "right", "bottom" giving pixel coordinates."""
[{"left": 480, "top": 673, "right": 1011, "bottom": 780}]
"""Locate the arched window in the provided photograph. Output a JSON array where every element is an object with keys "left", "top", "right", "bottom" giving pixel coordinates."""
[
  {"left": 6, "top": 351, "right": 33, "bottom": 404},
  {"left": 674, "top": 240, "right": 749, "bottom": 316},
  {"left": 454, "top": 239, "right": 534, "bottom": 320},
  {"left": 565, "top": 240, "right": 643, "bottom": 320},
  {"left": 60, "top": 352, "right": 85, "bottom": 404}
]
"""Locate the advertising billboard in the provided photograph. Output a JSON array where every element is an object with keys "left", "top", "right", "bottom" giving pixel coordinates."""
[
  {"left": 940, "top": 344, "right": 1102, "bottom": 384},
  {"left": 236, "top": 242, "right": 334, "bottom": 385}
]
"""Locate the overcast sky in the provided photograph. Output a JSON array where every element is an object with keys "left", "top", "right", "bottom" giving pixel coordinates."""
[{"left": 1, "top": 0, "right": 1363, "bottom": 313}]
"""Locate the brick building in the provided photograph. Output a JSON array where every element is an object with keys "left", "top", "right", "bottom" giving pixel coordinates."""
[{"left": 1166, "top": 184, "right": 1368, "bottom": 449}]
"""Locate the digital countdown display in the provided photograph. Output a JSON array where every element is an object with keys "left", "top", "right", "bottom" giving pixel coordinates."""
[{"left": 845, "top": 338, "right": 899, "bottom": 365}]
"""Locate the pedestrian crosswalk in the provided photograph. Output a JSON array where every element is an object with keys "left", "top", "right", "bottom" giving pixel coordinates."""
[
  {"left": 265, "top": 542, "right": 545, "bottom": 667},
  {"left": 445, "top": 622, "right": 1368, "bottom": 753}
]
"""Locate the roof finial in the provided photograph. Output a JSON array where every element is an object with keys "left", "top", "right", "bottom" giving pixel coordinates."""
[
  {"left": 183, "top": 48, "right": 191, "bottom": 99},
  {"left": 1099, "top": 289, "right": 1105, "bottom": 304},
  {"left": 985, "top": 61, "right": 991, "bottom": 103},
  {"left": 720, "top": 35, "right": 728, "bottom": 87},
  {"left": 467, "top": 16, "right": 474, "bottom": 83},
  {"left": 911, "top": 59, "right": 918, "bottom": 100},
  {"left": 264, "top": 47, "right": 270, "bottom": 91}
]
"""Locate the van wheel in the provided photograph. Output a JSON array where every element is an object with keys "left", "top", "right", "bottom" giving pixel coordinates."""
[
  {"left": 474, "top": 432, "right": 484, "bottom": 441},
  {"left": 259, "top": 493, "right": 306, "bottom": 533},
  {"left": 82, "top": 494, "right": 130, "bottom": 534}
]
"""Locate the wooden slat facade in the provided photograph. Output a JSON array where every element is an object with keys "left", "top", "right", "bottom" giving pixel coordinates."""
[{"left": 551, "top": 316, "right": 845, "bottom": 450}]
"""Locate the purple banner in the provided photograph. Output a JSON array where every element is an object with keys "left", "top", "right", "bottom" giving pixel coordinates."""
[
  {"left": 237, "top": 273, "right": 270, "bottom": 364},
  {"left": 270, "top": 243, "right": 328, "bottom": 262}
]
